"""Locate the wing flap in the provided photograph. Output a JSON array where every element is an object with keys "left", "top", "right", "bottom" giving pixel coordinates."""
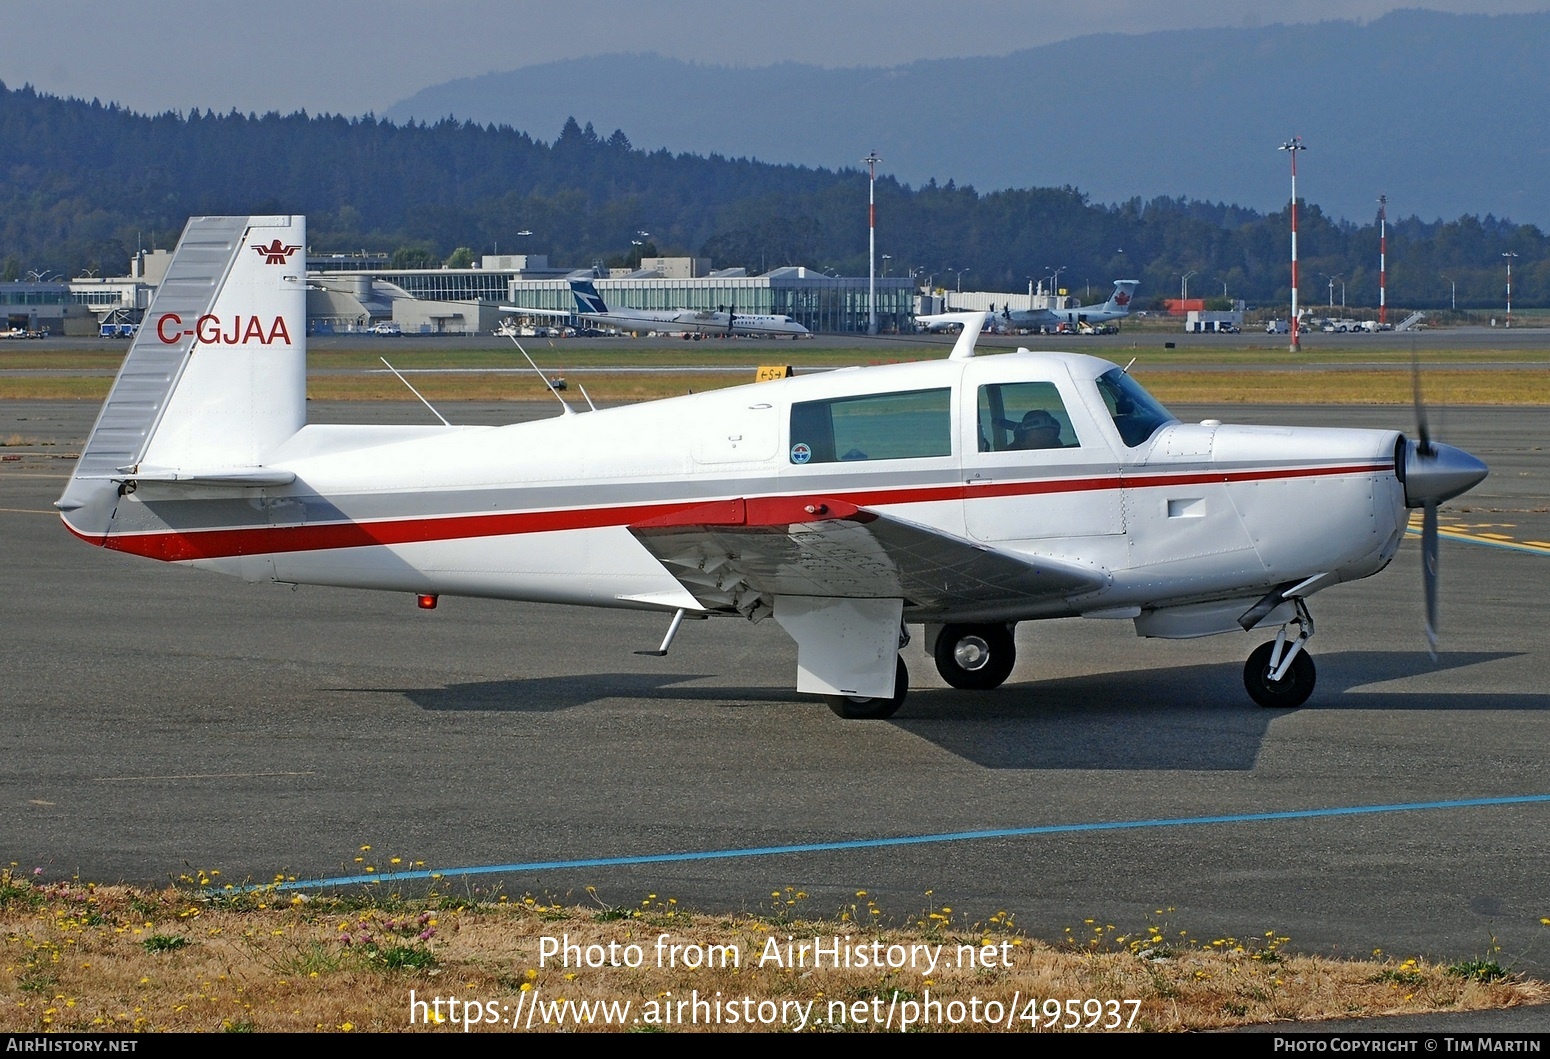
[{"left": 629, "top": 496, "right": 1106, "bottom": 615}]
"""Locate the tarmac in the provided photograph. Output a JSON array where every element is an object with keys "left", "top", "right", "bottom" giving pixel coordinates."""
[{"left": 2, "top": 394, "right": 1547, "bottom": 1032}]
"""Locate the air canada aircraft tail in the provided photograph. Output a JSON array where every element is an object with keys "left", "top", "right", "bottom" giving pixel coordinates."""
[
  {"left": 57, "top": 215, "right": 308, "bottom": 540},
  {"left": 1102, "top": 280, "right": 1139, "bottom": 313}
]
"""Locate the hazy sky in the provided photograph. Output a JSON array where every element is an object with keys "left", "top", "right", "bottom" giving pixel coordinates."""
[{"left": 4, "top": 1, "right": 1548, "bottom": 119}]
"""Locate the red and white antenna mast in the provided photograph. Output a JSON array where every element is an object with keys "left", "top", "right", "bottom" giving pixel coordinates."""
[
  {"left": 1504, "top": 251, "right": 1518, "bottom": 328},
  {"left": 1280, "top": 137, "right": 1306, "bottom": 352},
  {"left": 1378, "top": 194, "right": 1388, "bottom": 327},
  {"left": 863, "top": 151, "right": 881, "bottom": 336}
]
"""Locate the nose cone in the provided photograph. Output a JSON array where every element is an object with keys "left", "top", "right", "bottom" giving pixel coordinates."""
[{"left": 1403, "top": 439, "right": 1489, "bottom": 507}]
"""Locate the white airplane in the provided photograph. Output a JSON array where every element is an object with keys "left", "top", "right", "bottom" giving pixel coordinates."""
[
  {"left": 923, "top": 280, "right": 1140, "bottom": 334},
  {"left": 513, "top": 279, "right": 810, "bottom": 338},
  {"left": 58, "top": 217, "right": 1488, "bottom": 718}
]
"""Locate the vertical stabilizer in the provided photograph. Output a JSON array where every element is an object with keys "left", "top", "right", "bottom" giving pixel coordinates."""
[
  {"left": 1104, "top": 280, "right": 1139, "bottom": 313},
  {"left": 569, "top": 279, "right": 609, "bottom": 315},
  {"left": 58, "top": 216, "right": 307, "bottom": 534}
]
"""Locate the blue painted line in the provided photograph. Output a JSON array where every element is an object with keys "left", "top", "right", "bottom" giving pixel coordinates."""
[
  {"left": 265, "top": 793, "right": 1550, "bottom": 892},
  {"left": 1406, "top": 526, "right": 1550, "bottom": 556}
]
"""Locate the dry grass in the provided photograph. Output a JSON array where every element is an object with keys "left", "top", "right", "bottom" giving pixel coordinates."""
[
  {"left": 2, "top": 868, "right": 1542, "bottom": 1033},
  {"left": 1137, "top": 369, "right": 1550, "bottom": 405},
  {"left": 303, "top": 371, "right": 740, "bottom": 404},
  {"left": 4, "top": 349, "right": 1547, "bottom": 404}
]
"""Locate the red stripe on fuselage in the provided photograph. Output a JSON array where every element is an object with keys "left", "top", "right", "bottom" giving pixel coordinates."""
[{"left": 78, "top": 461, "right": 1393, "bottom": 562}]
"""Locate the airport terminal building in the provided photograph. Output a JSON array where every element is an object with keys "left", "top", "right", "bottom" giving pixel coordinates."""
[
  {"left": 305, "top": 254, "right": 917, "bottom": 336},
  {"left": 65, "top": 250, "right": 918, "bottom": 337}
]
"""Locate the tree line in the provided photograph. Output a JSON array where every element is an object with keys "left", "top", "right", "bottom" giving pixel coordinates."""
[{"left": 0, "top": 82, "right": 1545, "bottom": 310}]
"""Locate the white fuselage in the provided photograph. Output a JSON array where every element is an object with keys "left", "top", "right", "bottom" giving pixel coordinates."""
[
  {"left": 84, "top": 351, "right": 1407, "bottom": 636},
  {"left": 585, "top": 307, "right": 808, "bottom": 337}
]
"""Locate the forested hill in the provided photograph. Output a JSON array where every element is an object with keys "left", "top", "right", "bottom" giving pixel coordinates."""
[{"left": 1, "top": 82, "right": 1545, "bottom": 309}]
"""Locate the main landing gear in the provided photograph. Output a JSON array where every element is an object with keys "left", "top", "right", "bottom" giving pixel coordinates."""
[
  {"left": 1243, "top": 600, "right": 1317, "bottom": 708},
  {"left": 932, "top": 623, "right": 1017, "bottom": 690},
  {"left": 825, "top": 657, "right": 911, "bottom": 720},
  {"left": 825, "top": 622, "right": 1020, "bottom": 719}
]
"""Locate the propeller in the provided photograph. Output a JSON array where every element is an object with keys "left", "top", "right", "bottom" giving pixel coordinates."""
[{"left": 1403, "top": 353, "right": 1487, "bottom": 659}]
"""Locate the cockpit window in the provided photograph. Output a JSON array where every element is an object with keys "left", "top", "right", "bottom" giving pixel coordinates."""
[
  {"left": 977, "top": 382, "right": 1079, "bottom": 451},
  {"left": 1095, "top": 368, "right": 1176, "bottom": 448},
  {"left": 789, "top": 388, "right": 951, "bottom": 464}
]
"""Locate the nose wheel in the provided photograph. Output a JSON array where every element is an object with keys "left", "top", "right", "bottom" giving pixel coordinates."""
[
  {"left": 933, "top": 623, "right": 1016, "bottom": 690},
  {"left": 1243, "top": 600, "right": 1316, "bottom": 708}
]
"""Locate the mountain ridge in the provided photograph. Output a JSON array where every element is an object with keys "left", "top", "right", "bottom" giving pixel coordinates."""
[{"left": 386, "top": 9, "right": 1550, "bottom": 227}]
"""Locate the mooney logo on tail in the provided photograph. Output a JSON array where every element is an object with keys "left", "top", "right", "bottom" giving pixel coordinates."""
[{"left": 251, "top": 240, "right": 301, "bottom": 265}]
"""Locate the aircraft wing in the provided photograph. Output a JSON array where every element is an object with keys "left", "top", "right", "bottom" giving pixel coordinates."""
[
  {"left": 498, "top": 305, "right": 573, "bottom": 319},
  {"left": 628, "top": 497, "right": 1105, "bottom": 614}
]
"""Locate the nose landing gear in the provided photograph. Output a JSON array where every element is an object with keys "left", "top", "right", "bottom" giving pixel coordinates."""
[{"left": 1244, "top": 600, "right": 1316, "bottom": 708}]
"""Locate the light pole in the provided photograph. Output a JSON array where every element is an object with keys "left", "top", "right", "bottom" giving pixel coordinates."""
[
  {"left": 863, "top": 151, "right": 881, "bottom": 335},
  {"left": 1503, "top": 251, "right": 1518, "bottom": 327},
  {"left": 1377, "top": 194, "right": 1388, "bottom": 326},
  {"left": 881, "top": 254, "right": 891, "bottom": 277},
  {"left": 1440, "top": 273, "right": 1455, "bottom": 311},
  {"left": 1280, "top": 136, "right": 1306, "bottom": 352},
  {"left": 953, "top": 268, "right": 970, "bottom": 293},
  {"left": 1179, "top": 270, "right": 1197, "bottom": 300}
]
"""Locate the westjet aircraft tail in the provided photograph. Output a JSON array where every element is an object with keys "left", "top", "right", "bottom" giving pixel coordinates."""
[
  {"left": 570, "top": 279, "right": 609, "bottom": 315},
  {"left": 57, "top": 215, "right": 308, "bottom": 539}
]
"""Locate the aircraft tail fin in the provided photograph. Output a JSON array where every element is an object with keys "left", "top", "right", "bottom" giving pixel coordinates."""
[
  {"left": 57, "top": 215, "right": 307, "bottom": 536},
  {"left": 569, "top": 279, "right": 609, "bottom": 315},
  {"left": 1103, "top": 280, "right": 1139, "bottom": 314}
]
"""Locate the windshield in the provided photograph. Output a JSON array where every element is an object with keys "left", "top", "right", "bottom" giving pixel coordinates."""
[{"left": 1094, "top": 368, "right": 1176, "bottom": 448}]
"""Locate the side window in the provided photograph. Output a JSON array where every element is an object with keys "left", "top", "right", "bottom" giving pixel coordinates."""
[
  {"left": 789, "top": 388, "right": 952, "bottom": 464},
  {"left": 977, "top": 382, "right": 1079, "bottom": 452}
]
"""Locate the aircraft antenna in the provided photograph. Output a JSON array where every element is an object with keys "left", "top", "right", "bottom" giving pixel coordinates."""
[
  {"left": 1121, "top": 357, "right": 1138, "bottom": 375},
  {"left": 578, "top": 383, "right": 598, "bottom": 412},
  {"left": 378, "top": 357, "right": 451, "bottom": 426},
  {"left": 504, "top": 334, "right": 574, "bottom": 415}
]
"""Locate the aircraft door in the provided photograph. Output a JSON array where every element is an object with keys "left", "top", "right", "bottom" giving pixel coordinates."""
[{"left": 962, "top": 377, "right": 1124, "bottom": 542}]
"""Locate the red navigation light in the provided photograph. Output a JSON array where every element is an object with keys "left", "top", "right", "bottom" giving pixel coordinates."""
[{"left": 416, "top": 594, "right": 438, "bottom": 610}]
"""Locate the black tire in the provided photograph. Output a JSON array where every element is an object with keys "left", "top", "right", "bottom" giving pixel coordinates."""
[
  {"left": 933, "top": 623, "right": 1016, "bottom": 690},
  {"left": 1243, "top": 641, "right": 1316, "bottom": 708},
  {"left": 826, "top": 657, "right": 908, "bottom": 719}
]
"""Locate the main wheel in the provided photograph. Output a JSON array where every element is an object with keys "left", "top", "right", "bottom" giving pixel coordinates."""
[
  {"left": 826, "top": 657, "right": 908, "bottom": 719},
  {"left": 1243, "top": 641, "right": 1316, "bottom": 708},
  {"left": 933, "top": 623, "right": 1016, "bottom": 690}
]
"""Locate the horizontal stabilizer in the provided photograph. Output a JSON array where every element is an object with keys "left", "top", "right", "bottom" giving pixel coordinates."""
[{"left": 114, "top": 466, "right": 297, "bottom": 487}]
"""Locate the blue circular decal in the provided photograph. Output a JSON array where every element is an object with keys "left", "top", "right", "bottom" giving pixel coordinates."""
[{"left": 790, "top": 442, "right": 812, "bottom": 464}]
